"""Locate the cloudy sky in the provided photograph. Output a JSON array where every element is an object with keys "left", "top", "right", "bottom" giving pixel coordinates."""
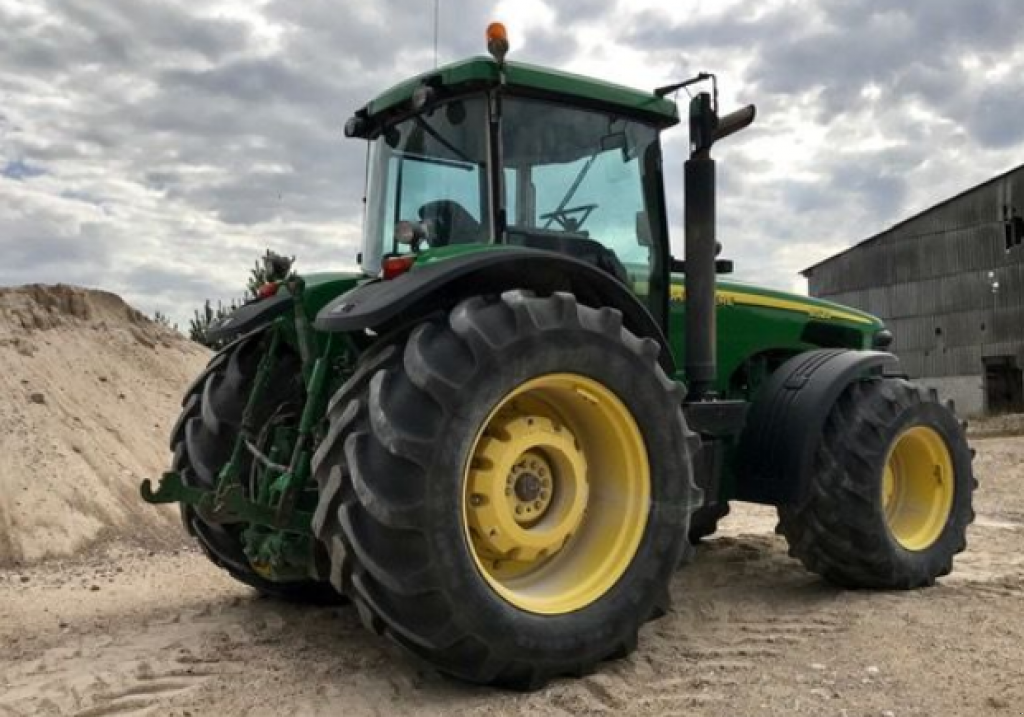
[{"left": 2, "top": 0, "right": 1023, "bottom": 327}]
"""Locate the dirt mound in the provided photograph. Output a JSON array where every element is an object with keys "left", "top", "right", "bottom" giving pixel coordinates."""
[{"left": 0, "top": 284, "right": 210, "bottom": 566}]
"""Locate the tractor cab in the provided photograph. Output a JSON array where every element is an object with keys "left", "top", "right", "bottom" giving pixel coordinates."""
[{"left": 347, "top": 36, "right": 679, "bottom": 321}]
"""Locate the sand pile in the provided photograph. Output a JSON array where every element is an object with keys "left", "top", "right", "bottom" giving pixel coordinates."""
[{"left": 0, "top": 284, "right": 210, "bottom": 565}]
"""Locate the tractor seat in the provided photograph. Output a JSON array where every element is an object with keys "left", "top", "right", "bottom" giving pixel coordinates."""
[
  {"left": 419, "top": 200, "right": 487, "bottom": 246},
  {"left": 506, "top": 226, "right": 630, "bottom": 286}
]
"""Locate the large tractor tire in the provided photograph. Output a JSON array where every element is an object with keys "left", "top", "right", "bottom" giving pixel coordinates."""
[
  {"left": 312, "top": 291, "right": 700, "bottom": 689},
  {"left": 171, "top": 331, "right": 338, "bottom": 603},
  {"left": 688, "top": 502, "right": 729, "bottom": 543},
  {"left": 777, "top": 378, "right": 975, "bottom": 589}
]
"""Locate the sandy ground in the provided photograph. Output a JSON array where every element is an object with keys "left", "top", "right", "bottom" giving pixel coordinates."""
[
  {"left": 1, "top": 286, "right": 1022, "bottom": 716},
  {"left": 1, "top": 435, "right": 1021, "bottom": 717}
]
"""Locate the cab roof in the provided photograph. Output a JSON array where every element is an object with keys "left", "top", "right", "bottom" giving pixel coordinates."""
[{"left": 361, "top": 56, "right": 680, "bottom": 129}]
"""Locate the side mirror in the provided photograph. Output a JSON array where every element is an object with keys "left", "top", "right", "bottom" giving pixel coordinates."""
[{"left": 394, "top": 220, "right": 427, "bottom": 247}]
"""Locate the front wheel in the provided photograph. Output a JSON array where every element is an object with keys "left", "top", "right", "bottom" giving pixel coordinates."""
[
  {"left": 312, "top": 291, "right": 700, "bottom": 689},
  {"left": 778, "top": 378, "right": 975, "bottom": 589},
  {"left": 688, "top": 502, "right": 730, "bottom": 543}
]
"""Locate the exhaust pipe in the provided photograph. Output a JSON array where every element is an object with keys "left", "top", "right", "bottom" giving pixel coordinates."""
[{"left": 684, "top": 92, "right": 755, "bottom": 401}]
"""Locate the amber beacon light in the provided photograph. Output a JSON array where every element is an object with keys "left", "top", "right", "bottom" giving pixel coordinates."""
[{"left": 486, "top": 22, "right": 509, "bottom": 64}]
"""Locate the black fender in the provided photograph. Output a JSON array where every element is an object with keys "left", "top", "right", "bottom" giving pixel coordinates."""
[
  {"left": 314, "top": 248, "right": 675, "bottom": 373},
  {"left": 734, "top": 349, "right": 900, "bottom": 506},
  {"left": 205, "top": 293, "right": 292, "bottom": 344}
]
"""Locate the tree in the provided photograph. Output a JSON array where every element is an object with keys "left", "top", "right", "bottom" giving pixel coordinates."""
[
  {"left": 188, "top": 248, "right": 294, "bottom": 349},
  {"left": 246, "top": 249, "right": 295, "bottom": 298},
  {"left": 151, "top": 310, "right": 177, "bottom": 332},
  {"left": 188, "top": 299, "right": 238, "bottom": 348}
]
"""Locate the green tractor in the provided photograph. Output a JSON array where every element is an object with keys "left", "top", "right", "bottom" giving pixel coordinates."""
[{"left": 143, "top": 24, "right": 975, "bottom": 689}]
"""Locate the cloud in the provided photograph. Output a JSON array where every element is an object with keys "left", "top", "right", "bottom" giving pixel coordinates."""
[
  {"left": 1, "top": 0, "right": 1023, "bottom": 330},
  {"left": 614, "top": 0, "right": 1024, "bottom": 286}
]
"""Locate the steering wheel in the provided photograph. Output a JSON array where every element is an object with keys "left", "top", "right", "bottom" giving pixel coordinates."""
[{"left": 540, "top": 204, "right": 599, "bottom": 232}]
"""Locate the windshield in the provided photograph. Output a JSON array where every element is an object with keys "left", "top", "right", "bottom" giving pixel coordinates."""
[
  {"left": 501, "top": 97, "right": 662, "bottom": 303},
  {"left": 361, "top": 97, "right": 489, "bottom": 273}
]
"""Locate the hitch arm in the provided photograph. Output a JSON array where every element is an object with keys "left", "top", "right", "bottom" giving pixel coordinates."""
[
  {"left": 141, "top": 472, "right": 314, "bottom": 533},
  {"left": 141, "top": 472, "right": 211, "bottom": 506}
]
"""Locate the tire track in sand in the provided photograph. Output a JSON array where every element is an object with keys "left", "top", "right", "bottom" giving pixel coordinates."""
[
  {"left": 0, "top": 618, "right": 234, "bottom": 717},
  {"left": 542, "top": 536, "right": 853, "bottom": 715}
]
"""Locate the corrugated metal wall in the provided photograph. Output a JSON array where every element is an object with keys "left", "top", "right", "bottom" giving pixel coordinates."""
[{"left": 805, "top": 165, "right": 1024, "bottom": 381}]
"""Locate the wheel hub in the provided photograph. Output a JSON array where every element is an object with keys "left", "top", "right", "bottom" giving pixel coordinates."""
[
  {"left": 508, "top": 452, "right": 554, "bottom": 524},
  {"left": 513, "top": 470, "right": 542, "bottom": 503},
  {"left": 467, "top": 415, "right": 588, "bottom": 563},
  {"left": 462, "top": 373, "right": 651, "bottom": 615}
]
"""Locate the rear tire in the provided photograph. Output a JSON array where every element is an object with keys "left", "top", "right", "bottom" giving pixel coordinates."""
[
  {"left": 312, "top": 291, "right": 700, "bottom": 689},
  {"left": 171, "top": 331, "right": 339, "bottom": 603},
  {"left": 777, "top": 378, "right": 975, "bottom": 589}
]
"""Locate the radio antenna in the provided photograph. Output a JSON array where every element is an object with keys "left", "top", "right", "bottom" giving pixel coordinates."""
[{"left": 433, "top": 0, "right": 440, "bottom": 68}]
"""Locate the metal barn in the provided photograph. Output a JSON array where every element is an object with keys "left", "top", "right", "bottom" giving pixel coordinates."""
[{"left": 803, "top": 164, "right": 1024, "bottom": 417}]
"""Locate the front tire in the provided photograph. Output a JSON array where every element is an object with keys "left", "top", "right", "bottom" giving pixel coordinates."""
[
  {"left": 688, "top": 502, "right": 729, "bottom": 543},
  {"left": 777, "top": 378, "right": 975, "bottom": 589},
  {"left": 312, "top": 292, "right": 700, "bottom": 689}
]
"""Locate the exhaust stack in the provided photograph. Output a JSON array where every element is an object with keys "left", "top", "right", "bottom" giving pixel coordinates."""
[{"left": 683, "top": 88, "right": 755, "bottom": 401}]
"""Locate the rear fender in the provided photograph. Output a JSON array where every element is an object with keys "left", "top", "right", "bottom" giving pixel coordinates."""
[
  {"left": 205, "top": 294, "right": 291, "bottom": 344},
  {"left": 314, "top": 248, "right": 675, "bottom": 373},
  {"left": 205, "top": 272, "right": 365, "bottom": 344},
  {"left": 734, "top": 349, "right": 900, "bottom": 505}
]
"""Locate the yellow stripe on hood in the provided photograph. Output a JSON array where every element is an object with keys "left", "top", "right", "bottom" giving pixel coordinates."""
[{"left": 669, "top": 285, "right": 873, "bottom": 325}]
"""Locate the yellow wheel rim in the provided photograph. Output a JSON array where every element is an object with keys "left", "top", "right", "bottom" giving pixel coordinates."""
[
  {"left": 463, "top": 373, "right": 650, "bottom": 615},
  {"left": 882, "top": 426, "right": 955, "bottom": 551}
]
